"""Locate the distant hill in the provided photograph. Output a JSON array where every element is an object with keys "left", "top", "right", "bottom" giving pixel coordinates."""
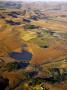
[
  {"left": 22, "top": 1, "right": 67, "bottom": 10},
  {"left": 0, "top": 1, "right": 67, "bottom": 11},
  {"left": 0, "top": 1, "right": 22, "bottom": 9}
]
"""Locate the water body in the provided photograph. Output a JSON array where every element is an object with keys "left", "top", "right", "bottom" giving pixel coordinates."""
[
  {"left": 11, "top": 11, "right": 21, "bottom": 15},
  {"left": 8, "top": 11, "right": 21, "bottom": 18},
  {"left": 9, "top": 51, "right": 32, "bottom": 61},
  {"left": 18, "top": 62, "right": 29, "bottom": 69},
  {"left": 8, "top": 13, "right": 18, "bottom": 18},
  {"left": 5, "top": 20, "right": 21, "bottom": 25},
  {"left": 40, "top": 45, "right": 49, "bottom": 48}
]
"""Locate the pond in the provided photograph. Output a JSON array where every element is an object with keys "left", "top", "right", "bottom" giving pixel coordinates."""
[
  {"left": 8, "top": 11, "right": 21, "bottom": 18},
  {"left": 23, "top": 18, "right": 31, "bottom": 23},
  {"left": 9, "top": 51, "right": 32, "bottom": 61},
  {"left": 5, "top": 20, "right": 21, "bottom": 25},
  {"left": 18, "top": 62, "right": 29, "bottom": 69},
  {"left": 8, "top": 13, "right": 18, "bottom": 18},
  {"left": 31, "top": 15, "right": 39, "bottom": 20},
  {"left": 40, "top": 45, "right": 49, "bottom": 48},
  {"left": 11, "top": 11, "right": 21, "bottom": 15}
]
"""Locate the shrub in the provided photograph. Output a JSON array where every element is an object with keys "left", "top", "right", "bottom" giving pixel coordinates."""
[{"left": 5, "top": 62, "right": 21, "bottom": 71}]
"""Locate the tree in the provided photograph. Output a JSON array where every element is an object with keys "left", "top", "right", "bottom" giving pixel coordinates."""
[
  {"left": 49, "top": 68, "right": 61, "bottom": 82},
  {"left": 5, "top": 62, "right": 20, "bottom": 71}
]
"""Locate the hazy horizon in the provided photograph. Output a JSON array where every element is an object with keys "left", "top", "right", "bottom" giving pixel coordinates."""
[{"left": 0, "top": 0, "right": 67, "bottom": 2}]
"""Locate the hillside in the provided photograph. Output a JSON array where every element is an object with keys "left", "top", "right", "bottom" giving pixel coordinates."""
[{"left": 0, "top": 1, "right": 67, "bottom": 90}]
